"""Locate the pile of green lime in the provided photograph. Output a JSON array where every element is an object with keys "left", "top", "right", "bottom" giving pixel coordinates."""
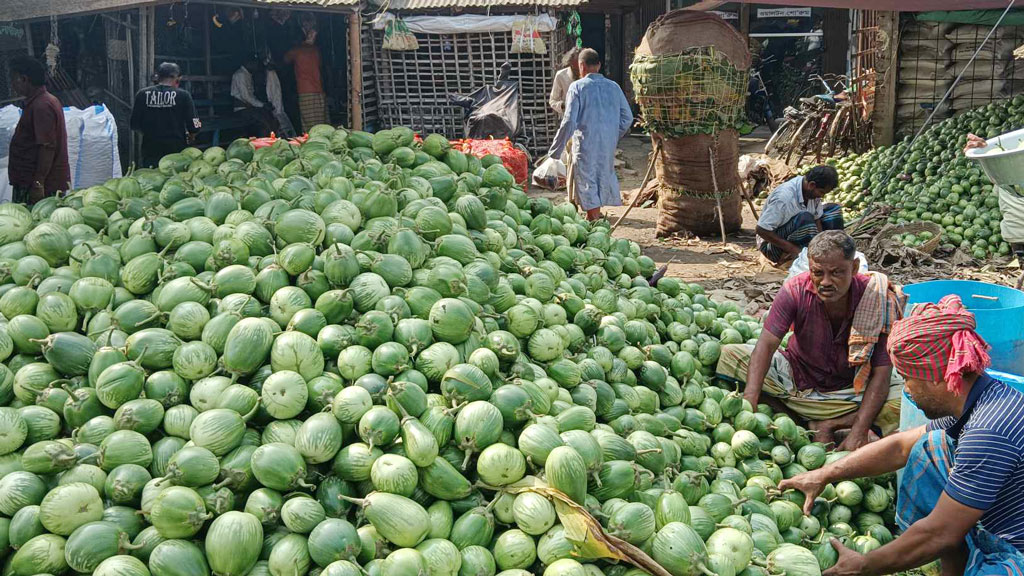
[
  {"left": 818, "top": 96, "right": 1024, "bottom": 259},
  {"left": 895, "top": 230, "right": 934, "bottom": 249}
]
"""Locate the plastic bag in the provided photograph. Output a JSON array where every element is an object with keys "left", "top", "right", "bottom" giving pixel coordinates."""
[
  {"left": 0, "top": 105, "right": 20, "bottom": 203},
  {"left": 65, "top": 105, "right": 122, "bottom": 190},
  {"left": 532, "top": 156, "right": 566, "bottom": 190},
  {"left": 0, "top": 104, "right": 120, "bottom": 204},
  {"left": 511, "top": 16, "right": 547, "bottom": 55},
  {"left": 382, "top": 17, "right": 419, "bottom": 51},
  {"left": 787, "top": 247, "right": 869, "bottom": 280},
  {"left": 450, "top": 77, "right": 523, "bottom": 142}
]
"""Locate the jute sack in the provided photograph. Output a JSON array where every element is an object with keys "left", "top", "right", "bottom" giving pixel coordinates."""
[
  {"left": 656, "top": 184, "right": 742, "bottom": 237},
  {"left": 655, "top": 131, "right": 740, "bottom": 192},
  {"left": 635, "top": 10, "right": 750, "bottom": 70}
]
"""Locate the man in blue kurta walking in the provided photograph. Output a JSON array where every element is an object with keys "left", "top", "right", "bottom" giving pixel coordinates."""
[{"left": 548, "top": 48, "right": 633, "bottom": 221}]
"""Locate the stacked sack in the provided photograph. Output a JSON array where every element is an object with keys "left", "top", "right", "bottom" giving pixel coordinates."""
[
  {"left": 630, "top": 11, "right": 750, "bottom": 238},
  {"left": 947, "top": 25, "right": 1020, "bottom": 112},
  {"left": 896, "top": 21, "right": 954, "bottom": 137}
]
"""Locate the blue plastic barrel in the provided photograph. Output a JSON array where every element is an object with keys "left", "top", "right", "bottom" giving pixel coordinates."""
[
  {"left": 903, "top": 280, "right": 1024, "bottom": 376},
  {"left": 899, "top": 390, "right": 929, "bottom": 431}
]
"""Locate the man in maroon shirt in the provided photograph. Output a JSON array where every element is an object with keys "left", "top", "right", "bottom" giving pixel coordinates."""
[
  {"left": 717, "top": 231, "right": 904, "bottom": 451},
  {"left": 8, "top": 56, "right": 70, "bottom": 205}
]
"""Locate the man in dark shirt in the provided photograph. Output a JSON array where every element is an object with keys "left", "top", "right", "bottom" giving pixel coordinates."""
[
  {"left": 8, "top": 56, "right": 70, "bottom": 205},
  {"left": 130, "top": 62, "right": 201, "bottom": 168}
]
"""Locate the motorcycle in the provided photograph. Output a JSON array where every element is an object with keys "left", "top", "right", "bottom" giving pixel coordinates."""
[{"left": 747, "top": 55, "right": 779, "bottom": 132}]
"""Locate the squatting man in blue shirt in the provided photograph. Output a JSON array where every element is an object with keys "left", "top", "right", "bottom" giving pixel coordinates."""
[{"left": 780, "top": 295, "right": 1024, "bottom": 575}]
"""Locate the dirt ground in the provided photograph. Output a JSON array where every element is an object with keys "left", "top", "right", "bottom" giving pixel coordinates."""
[
  {"left": 531, "top": 129, "right": 1023, "bottom": 315},
  {"left": 533, "top": 128, "right": 790, "bottom": 314}
]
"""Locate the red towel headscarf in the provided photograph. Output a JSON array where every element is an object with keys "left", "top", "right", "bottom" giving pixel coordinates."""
[{"left": 886, "top": 295, "right": 991, "bottom": 395}]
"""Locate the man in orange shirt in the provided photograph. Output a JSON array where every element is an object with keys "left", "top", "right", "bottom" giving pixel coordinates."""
[{"left": 285, "top": 20, "right": 327, "bottom": 133}]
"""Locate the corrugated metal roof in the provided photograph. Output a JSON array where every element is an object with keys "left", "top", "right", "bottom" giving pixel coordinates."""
[
  {"left": 252, "top": 0, "right": 360, "bottom": 6},
  {"left": 375, "top": 0, "right": 587, "bottom": 10},
  {"left": 0, "top": 0, "right": 358, "bottom": 23}
]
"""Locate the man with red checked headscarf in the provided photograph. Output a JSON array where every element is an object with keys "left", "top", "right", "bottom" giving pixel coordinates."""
[{"left": 778, "top": 295, "right": 1024, "bottom": 576}]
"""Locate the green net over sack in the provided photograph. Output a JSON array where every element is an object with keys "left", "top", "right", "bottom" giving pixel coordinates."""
[{"left": 630, "top": 46, "right": 747, "bottom": 137}]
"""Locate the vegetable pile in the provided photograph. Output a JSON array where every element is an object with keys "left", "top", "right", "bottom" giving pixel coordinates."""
[
  {"left": 823, "top": 96, "right": 1024, "bottom": 259},
  {"left": 0, "top": 123, "right": 898, "bottom": 576}
]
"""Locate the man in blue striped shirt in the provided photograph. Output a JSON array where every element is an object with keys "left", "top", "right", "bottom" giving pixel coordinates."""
[{"left": 780, "top": 295, "right": 1024, "bottom": 576}]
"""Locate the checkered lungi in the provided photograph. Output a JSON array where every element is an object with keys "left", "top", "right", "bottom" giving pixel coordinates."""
[
  {"left": 716, "top": 343, "right": 903, "bottom": 434},
  {"left": 759, "top": 203, "right": 844, "bottom": 263},
  {"left": 297, "top": 92, "right": 328, "bottom": 134},
  {"left": 898, "top": 430, "right": 1024, "bottom": 575}
]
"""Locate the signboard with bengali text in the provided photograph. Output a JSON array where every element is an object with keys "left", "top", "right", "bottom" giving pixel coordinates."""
[{"left": 756, "top": 7, "right": 812, "bottom": 18}]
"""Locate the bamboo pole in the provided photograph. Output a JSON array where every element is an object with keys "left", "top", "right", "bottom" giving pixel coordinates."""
[
  {"left": 708, "top": 146, "right": 727, "bottom": 245},
  {"left": 740, "top": 179, "right": 759, "bottom": 219},
  {"left": 204, "top": 4, "right": 212, "bottom": 117},
  {"left": 349, "top": 10, "right": 363, "bottom": 131},
  {"left": 566, "top": 152, "right": 577, "bottom": 207},
  {"left": 611, "top": 139, "right": 662, "bottom": 233}
]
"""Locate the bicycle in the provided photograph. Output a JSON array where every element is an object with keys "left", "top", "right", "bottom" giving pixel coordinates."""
[
  {"left": 765, "top": 75, "right": 836, "bottom": 160},
  {"left": 786, "top": 75, "right": 845, "bottom": 165},
  {"left": 765, "top": 74, "right": 873, "bottom": 166}
]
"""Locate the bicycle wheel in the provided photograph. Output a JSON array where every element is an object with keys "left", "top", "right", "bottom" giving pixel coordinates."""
[
  {"left": 785, "top": 115, "right": 818, "bottom": 166},
  {"left": 797, "top": 117, "right": 829, "bottom": 167},
  {"left": 825, "top": 106, "right": 850, "bottom": 159},
  {"left": 847, "top": 104, "right": 869, "bottom": 155},
  {"left": 765, "top": 118, "right": 796, "bottom": 157},
  {"left": 853, "top": 108, "right": 873, "bottom": 153}
]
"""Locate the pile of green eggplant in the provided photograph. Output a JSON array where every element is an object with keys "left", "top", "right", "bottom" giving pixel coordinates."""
[{"left": 0, "top": 124, "right": 899, "bottom": 576}]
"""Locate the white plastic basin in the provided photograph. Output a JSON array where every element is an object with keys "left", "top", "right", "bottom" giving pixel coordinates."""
[{"left": 964, "top": 127, "right": 1024, "bottom": 192}]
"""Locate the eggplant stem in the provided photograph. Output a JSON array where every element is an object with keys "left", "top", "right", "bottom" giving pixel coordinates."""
[
  {"left": 698, "top": 563, "right": 717, "bottom": 576},
  {"left": 133, "top": 345, "right": 151, "bottom": 367},
  {"left": 240, "top": 397, "right": 262, "bottom": 422}
]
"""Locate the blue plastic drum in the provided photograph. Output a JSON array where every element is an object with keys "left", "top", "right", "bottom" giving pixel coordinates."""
[{"left": 903, "top": 280, "right": 1024, "bottom": 376}]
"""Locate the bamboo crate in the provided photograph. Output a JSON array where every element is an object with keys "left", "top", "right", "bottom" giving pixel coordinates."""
[{"left": 369, "top": 23, "right": 570, "bottom": 157}]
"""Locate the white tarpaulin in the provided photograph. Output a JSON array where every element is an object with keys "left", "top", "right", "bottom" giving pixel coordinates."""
[
  {"left": 0, "top": 104, "right": 121, "bottom": 203},
  {"left": 997, "top": 186, "right": 1024, "bottom": 244},
  {"left": 372, "top": 12, "right": 557, "bottom": 35}
]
